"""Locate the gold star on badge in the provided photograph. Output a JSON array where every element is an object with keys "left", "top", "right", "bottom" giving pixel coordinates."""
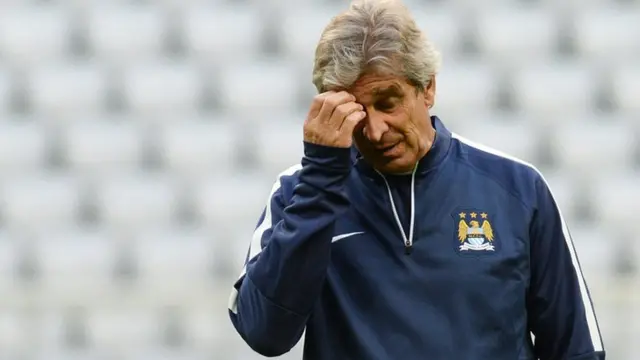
[
  {"left": 459, "top": 212, "right": 466, "bottom": 218},
  {"left": 481, "top": 212, "right": 488, "bottom": 219},
  {"left": 470, "top": 212, "right": 477, "bottom": 218}
]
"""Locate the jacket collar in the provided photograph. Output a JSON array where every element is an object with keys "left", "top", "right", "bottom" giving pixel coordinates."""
[{"left": 353, "top": 115, "right": 452, "bottom": 177}]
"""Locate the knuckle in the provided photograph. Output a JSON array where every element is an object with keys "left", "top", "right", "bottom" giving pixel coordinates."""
[
  {"left": 325, "top": 97, "right": 339, "bottom": 108},
  {"left": 338, "top": 91, "right": 353, "bottom": 99},
  {"left": 334, "top": 104, "right": 349, "bottom": 117},
  {"left": 304, "top": 113, "right": 315, "bottom": 123},
  {"left": 312, "top": 95, "right": 325, "bottom": 105},
  {"left": 348, "top": 111, "right": 365, "bottom": 122}
]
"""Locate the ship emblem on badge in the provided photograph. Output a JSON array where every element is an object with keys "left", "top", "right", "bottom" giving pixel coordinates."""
[{"left": 456, "top": 211, "right": 495, "bottom": 252}]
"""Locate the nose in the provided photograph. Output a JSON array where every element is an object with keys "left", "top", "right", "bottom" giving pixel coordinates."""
[{"left": 362, "top": 112, "right": 389, "bottom": 143}]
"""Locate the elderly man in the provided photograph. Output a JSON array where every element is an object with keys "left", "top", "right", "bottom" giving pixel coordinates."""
[{"left": 228, "top": 0, "right": 606, "bottom": 359}]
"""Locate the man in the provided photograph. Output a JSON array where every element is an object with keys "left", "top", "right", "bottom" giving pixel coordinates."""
[{"left": 228, "top": 0, "right": 606, "bottom": 359}]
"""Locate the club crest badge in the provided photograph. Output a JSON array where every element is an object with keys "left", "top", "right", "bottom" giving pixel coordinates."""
[{"left": 454, "top": 210, "right": 497, "bottom": 253}]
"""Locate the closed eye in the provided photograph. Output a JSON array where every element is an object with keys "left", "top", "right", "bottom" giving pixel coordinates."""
[{"left": 374, "top": 99, "right": 397, "bottom": 112}]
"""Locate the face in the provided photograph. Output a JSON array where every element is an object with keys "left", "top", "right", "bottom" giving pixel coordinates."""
[{"left": 349, "top": 72, "right": 436, "bottom": 174}]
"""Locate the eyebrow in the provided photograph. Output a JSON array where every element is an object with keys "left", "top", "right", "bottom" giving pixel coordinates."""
[{"left": 372, "top": 84, "right": 404, "bottom": 99}]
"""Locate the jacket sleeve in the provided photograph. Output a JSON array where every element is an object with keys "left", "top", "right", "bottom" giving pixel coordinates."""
[
  {"left": 528, "top": 176, "right": 605, "bottom": 360},
  {"left": 227, "top": 142, "right": 353, "bottom": 357}
]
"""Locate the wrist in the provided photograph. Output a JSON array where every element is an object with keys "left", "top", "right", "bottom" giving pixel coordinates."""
[{"left": 302, "top": 142, "right": 353, "bottom": 171}]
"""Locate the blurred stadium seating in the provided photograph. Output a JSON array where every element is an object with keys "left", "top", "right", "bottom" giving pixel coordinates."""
[{"left": 0, "top": 0, "right": 637, "bottom": 359}]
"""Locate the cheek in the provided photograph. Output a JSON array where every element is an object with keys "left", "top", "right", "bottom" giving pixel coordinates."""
[
  {"left": 404, "top": 129, "right": 421, "bottom": 150},
  {"left": 401, "top": 117, "right": 424, "bottom": 149},
  {"left": 387, "top": 106, "right": 413, "bottom": 130}
]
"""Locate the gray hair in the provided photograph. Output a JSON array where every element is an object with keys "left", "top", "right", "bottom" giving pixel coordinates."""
[{"left": 312, "top": 0, "right": 442, "bottom": 93}]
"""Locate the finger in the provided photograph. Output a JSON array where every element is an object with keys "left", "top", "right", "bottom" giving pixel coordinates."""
[
  {"left": 331, "top": 102, "right": 363, "bottom": 129},
  {"left": 340, "top": 110, "right": 367, "bottom": 135},
  {"left": 315, "top": 91, "right": 355, "bottom": 124},
  {"left": 307, "top": 92, "right": 334, "bottom": 120}
]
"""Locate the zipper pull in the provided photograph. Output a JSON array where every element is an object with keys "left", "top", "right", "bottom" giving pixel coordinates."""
[{"left": 404, "top": 241, "right": 413, "bottom": 255}]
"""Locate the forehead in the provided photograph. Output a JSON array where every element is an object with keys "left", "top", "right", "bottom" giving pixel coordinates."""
[{"left": 349, "top": 73, "right": 410, "bottom": 101}]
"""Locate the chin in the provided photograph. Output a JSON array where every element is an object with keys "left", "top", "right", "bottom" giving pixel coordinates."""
[{"left": 374, "top": 154, "right": 416, "bottom": 174}]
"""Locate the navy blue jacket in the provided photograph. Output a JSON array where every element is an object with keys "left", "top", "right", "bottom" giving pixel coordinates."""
[{"left": 228, "top": 117, "right": 605, "bottom": 360}]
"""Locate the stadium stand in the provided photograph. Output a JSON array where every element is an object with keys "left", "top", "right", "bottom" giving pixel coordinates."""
[{"left": 0, "top": 0, "right": 637, "bottom": 359}]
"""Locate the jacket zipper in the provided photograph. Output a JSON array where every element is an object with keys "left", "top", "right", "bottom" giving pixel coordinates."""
[{"left": 376, "top": 166, "right": 417, "bottom": 255}]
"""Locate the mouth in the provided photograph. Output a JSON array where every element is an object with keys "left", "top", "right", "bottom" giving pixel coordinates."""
[{"left": 377, "top": 142, "right": 400, "bottom": 157}]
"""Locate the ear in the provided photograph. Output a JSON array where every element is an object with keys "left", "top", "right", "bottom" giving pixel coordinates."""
[{"left": 424, "top": 76, "right": 436, "bottom": 109}]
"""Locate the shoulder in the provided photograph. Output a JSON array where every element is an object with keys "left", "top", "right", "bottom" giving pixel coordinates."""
[{"left": 450, "top": 132, "right": 547, "bottom": 207}]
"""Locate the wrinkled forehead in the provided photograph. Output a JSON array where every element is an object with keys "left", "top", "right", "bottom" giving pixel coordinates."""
[{"left": 348, "top": 73, "right": 409, "bottom": 103}]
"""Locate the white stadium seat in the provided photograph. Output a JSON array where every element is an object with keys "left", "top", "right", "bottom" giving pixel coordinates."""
[
  {"left": 86, "top": 3, "right": 165, "bottom": 65},
  {"left": 0, "top": 238, "right": 19, "bottom": 294},
  {"left": 28, "top": 62, "right": 108, "bottom": 117},
  {"left": 411, "top": 6, "right": 463, "bottom": 59},
  {"left": 524, "top": 111, "right": 601, "bottom": 129},
  {"left": 539, "top": 0, "right": 613, "bottom": 12},
  {"left": 631, "top": 308, "right": 640, "bottom": 354},
  {"left": 279, "top": 4, "right": 345, "bottom": 65},
  {"left": 448, "top": 0, "right": 543, "bottom": 12},
  {"left": 511, "top": 61, "right": 593, "bottom": 116},
  {"left": 222, "top": 229, "right": 256, "bottom": 271},
  {"left": 551, "top": 120, "right": 635, "bottom": 177},
  {"left": 184, "top": 3, "right": 263, "bottom": 66},
  {"left": 219, "top": 59, "right": 299, "bottom": 115},
  {"left": 0, "top": 0, "right": 637, "bottom": 357},
  {"left": 568, "top": 225, "right": 617, "bottom": 279},
  {"left": 87, "top": 308, "right": 157, "bottom": 353},
  {"left": 194, "top": 174, "right": 270, "bottom": 234},
  {"left": 543, "top": 170, "right": 580, "bottom": 225},
  {"left": 0, "top": 121, "right": 47, "bottom": 174},
  {"left": 32, "top": 351, "right": 104, "bottom": 360},
  {"left": 35, "top": 231, "right": 114, "bottom": 300},
  {"left": 123, "top": 60, "right": 201, "bottom": 116},
  {"left": 133, "top": 230, "right": 215, "bottom": 293},
  {"left": 610, "top": 64, "right": 640, "bottom": 115},
  {"left": 433, "top": 61, "right": 498, "bottom": 117},
  {"left": 476, "top": 7, "right": 558, "bottom": 64},
  {"left": 0, "top": 5, "right": 70, "bottom": 66},
  {"left": 64, "top": 120, "right": 144, "bottom": 177},
  {"left": 158, "top": 118, "right": 239, "bottom": 178},
  {"left": 574, "top": 7, "right": 640, "bottom": 62},
  {"left": 95, "top": 173, "right": 179, "bottom": 232},
  {"left": 156, "top": 0, "right": 227, "bottom": 10},
  {"left": 0, "top": 175, "right": 80, "bottom": 235},
  {"left": 592, "top": 171, "right": 640, "bottom": 233},
  {"left": 270, "top": 0, "right": 341, "bottom": 4},
  {"left": 0, "top": 69, "right": 10, "bottom": 115},
  {"left": 254, "top": 119, "right": 305, "bottom": 175},
  {"left": 0, "top": 311, "right": 29, "bottom": 357},
  {"left": 184, "top": 308, "right": 226, "bottom": 351},
  {"left": 0, "top": 0, "right": 24, "bottom": 7},
  {"left": 452, "top": 114, "right": 541, "bottom": 165},
  {"left": 125, "top": 349, "right": 210, "bottom": 360}
]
